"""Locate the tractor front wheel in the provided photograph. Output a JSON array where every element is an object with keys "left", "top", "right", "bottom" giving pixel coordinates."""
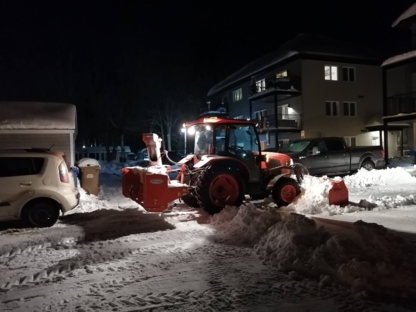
[
  {"left": 272, "top": 177, "right": 301, "bottom": 207},
  {"left": 195, "top": 167, "right": 245, "bottom": 214}
]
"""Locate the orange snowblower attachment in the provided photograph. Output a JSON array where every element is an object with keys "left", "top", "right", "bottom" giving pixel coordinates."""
[
  {"left": 122, "top": 167, "right": 189, "bottom": 212},
  {"left": 121, "top": 133, "right": 189, "bottom": 212}
]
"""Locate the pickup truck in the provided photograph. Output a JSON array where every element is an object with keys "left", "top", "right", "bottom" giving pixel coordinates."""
[{"left": 265, "top": 137, "right": 385, "bottom": 176}]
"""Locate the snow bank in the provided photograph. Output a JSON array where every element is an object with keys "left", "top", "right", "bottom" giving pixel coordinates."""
[
  {"left": 283, "top": 168, "right": 416, "bottom": 216},
  {"left": 100, "top": 162, "right": 123, "bottom": 175},
  {"left": 256, "top": 214, "right": 416, "bottom": 299},
  {"left": 344, "top": 167, "right": 416, "bottom": 188},
  {"left": 366, "top": 194, "right": 416, "bottom": 209},
  {"left": 212, "top": 207, "right": 416, "bottom": 300},
  {"left": 211, "top": 204, "right": 281, "bottom": 244},
  {"left": 284, "top": 175, "right": 362, "bottom": 216}
]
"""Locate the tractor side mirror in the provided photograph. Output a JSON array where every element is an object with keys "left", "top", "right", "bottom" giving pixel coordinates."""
[{"left": 256, "top": 154, "right": 267, "bottom": 165}]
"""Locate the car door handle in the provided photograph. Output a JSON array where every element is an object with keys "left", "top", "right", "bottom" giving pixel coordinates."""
[{"left": 20, "top": 182, "right": 32, "bottom": 186}]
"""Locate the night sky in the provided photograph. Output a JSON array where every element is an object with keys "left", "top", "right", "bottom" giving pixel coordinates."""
[{"left": 0, "top": 0, "right": 414, "bottom": 148}]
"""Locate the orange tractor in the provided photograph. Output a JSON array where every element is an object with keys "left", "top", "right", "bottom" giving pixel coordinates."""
[{"left": 121, "top": 117, "right": 326, "bottom": 214}]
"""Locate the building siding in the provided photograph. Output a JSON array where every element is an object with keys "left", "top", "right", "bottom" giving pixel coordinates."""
[
  {"left": 301, "top": 59, "right": 383, "bottom": 138},
  {"left": 0, "top": 133, "right": 73, "bottom": 166}
]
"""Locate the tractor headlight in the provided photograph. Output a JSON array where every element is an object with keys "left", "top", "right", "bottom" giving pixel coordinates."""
[{"left": 289, "top": 158, "right": 293, "bottom": 165}]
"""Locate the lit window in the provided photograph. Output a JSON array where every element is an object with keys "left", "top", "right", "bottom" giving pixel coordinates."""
[
  {"left": 324, "top": 66, "right": 338, "bottom": 81},
  {"left": 256, "top": 79, "right": 266, "bottom": 92},
  {"left": 343, "top": 102, "right": 356, "bottom": 116},
  {"left": 342, "top": 67, "right": 356, "bottom": 82},
  {"left": 325, "top": 101, "right": 339, "bottom": 116},
  {"left": 276, "top": 70, "right": 288, "bottom": 79},
  {"left": 233, "top": 88, "right": 243, "bottom": 102}
]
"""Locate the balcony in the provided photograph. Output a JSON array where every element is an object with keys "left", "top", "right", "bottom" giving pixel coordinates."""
[
  {"left": 386, "top": 92, "right": 416, "bottom": 116},
  {"left": 249, "top": 77, "right": 301, "bottom": 99},
  {"left": 260, "top": 114, "right": 302, "bottom": 130}
]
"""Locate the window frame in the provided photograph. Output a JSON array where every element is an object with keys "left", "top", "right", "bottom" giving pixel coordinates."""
[
  {"left": 343, "top": 101, "right": 356, "bottom": 117},
  {"left": 276, "top": 70, "right": 288, "bottom": 79},
  {"left": 324, "top": 65, "right": 338, "bottom": 81},
  {"left": 232, "top": 88, "right": 243, "bottom": 102},
  {"left": 342, "top": 66, "right": 356, "bottom": 82},
  {"left": 325, "top": 101, "right": 339, "bottom": 116},
  {"left": 255, "top": 78, "right": 266, "bottom": 92}
]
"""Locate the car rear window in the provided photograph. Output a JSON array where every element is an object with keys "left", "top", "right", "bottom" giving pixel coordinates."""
[{"left": 0, "top": 157, "right": 45, "bottom": 177}]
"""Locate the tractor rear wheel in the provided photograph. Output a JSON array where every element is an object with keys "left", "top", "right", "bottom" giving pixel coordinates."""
[
  {"left": 181, "top": 190, "right": 200, "bottom": 208},
  {"left": 195, "top": 167, "right": 245, "bottom": 214},
  {"left": 272, "top": 177, "right": 301, "bottom": 207}
]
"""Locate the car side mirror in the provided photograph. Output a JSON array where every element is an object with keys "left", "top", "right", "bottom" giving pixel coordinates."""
[{"left": 256, "top": 154, "right": 267, "bottom": 165}]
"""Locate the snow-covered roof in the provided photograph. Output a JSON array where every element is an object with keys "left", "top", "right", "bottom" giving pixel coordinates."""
[
  {"left": 365, "top": 114, "right": 410, "bottom": 128},
  {"left": 208, "top": 33, "right": 381, "bottom": 97},
  {"left": 0, "top": 102, "right": 76, "bottom": 130},
  {"left": 392, "top": 3, "right": 416, "bottom": 27},
  {"left": 382, "top": 50, "right": 416, "bottom": 67}
]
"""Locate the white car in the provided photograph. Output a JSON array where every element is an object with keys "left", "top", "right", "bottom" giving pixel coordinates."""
[{"left": 0, "top": 148, "right": 80, "bottom": 227}]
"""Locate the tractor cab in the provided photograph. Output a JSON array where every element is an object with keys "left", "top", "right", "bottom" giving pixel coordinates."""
[{"left": 185, "top": 117, "right": 263, "bottom": 181}]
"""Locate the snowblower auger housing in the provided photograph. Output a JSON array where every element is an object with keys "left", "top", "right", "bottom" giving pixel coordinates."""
[{"left": 122, "top": 133, "right": 189, "bottom": 212}]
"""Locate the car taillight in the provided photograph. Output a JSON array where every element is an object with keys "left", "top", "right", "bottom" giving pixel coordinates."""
[
  {"left": 381, "top": 149, "right": 385, "bottom": 158},
  {"left": 59, "top": 161, "right": 69, "bottom": 183}
]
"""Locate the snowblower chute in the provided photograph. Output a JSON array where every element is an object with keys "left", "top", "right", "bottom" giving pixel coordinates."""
[{"left": 122, "top": 133, "right": 189, "bottom": 212}]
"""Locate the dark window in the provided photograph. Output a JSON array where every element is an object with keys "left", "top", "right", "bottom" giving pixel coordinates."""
[
  {"left": 332, "top": 102, "right": 338, "bottom": 116},
  {"left": 342, "top": 67, "right": 355, "bottom": 82},
  {"left": 325, "top": 140, "right": 345, "bottom": 151},
  {"left": 326, "top": 102, "right": 331, "bottom": 116},
  {"left": 343, "top": 102, "right": 356, "bottom": 116},
  {"left": 0, "top": 157, "right": 44, "bottom": 177},
  {"left": 343, "top": 102, "right": 349, "bottom": 116}
]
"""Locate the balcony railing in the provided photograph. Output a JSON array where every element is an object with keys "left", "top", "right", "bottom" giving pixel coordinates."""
[
  {"left": 250, "top": 77, "right": 301, "bottom": 96},
  {"left": 386, "top": 92, "right": 416, "bottom": 115},
  {"left": 258, "top": 114, "right": 302, "bottom": 129}
]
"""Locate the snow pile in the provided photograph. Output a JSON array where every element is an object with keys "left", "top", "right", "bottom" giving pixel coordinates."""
[
  {"left": 344, "top": 167, "right": 416, "bottom": 188},
  {"left": 100, "top": 162, "right": 124, "bottom": 175},
  {"left": 284, "top": 175, "right": 361, "bottom": 216},
  {"left": 211, "top": 204, "right": 281, "bottom": 244},
  {"left": 213, "top": 207, "right": 416, "bottom": 299},
  {"left": 255, "top": 214, "right": 416, "bottom": 299},
  {"left": 366, "top": 194, "right": 416, "bottom": 209}
]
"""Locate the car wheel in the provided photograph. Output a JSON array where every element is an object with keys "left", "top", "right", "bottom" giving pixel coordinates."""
[
  {"left": 361, "top": 160, "right": 375, "bottom": 171},
  {"left": 23, "top": 200, "right": 60, "bottom": 228}
]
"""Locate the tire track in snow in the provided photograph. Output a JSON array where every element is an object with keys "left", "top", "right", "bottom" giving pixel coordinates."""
[{"left": 0, "top": 227, "right": 209, "bottom": 292}]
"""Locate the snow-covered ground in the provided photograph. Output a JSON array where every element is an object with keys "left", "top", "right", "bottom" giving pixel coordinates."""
[{"left": 1, "top": 164, "right": 416, "bottom": 311}]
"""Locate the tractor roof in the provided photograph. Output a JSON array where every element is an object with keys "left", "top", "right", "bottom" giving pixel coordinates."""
[{"left": 185, "top": 117, "right": 256, "bottom": 127}]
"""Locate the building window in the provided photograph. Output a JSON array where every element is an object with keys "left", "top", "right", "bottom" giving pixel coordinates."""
[
  {"left": 276, "top": 70, "right": 288, "bottom": 79},
  {"left": 233, "top": 88, "right": 242, "bottom": 102},
  {"left": 324, "top": 65, "right": 338, "bottom": 81},
  {"left": 343, "top": 102, "right": 356, "bottom": 116},
  {"left": 344, "top": 137, "right": 357, "bottom": 147},
  {"left": 256, "top": 79, "right": 266, "bottom": 92},
  {"left": 342, "top": 67, "right": 356, "bottom": 82},
  {"left": 325, "top": 101, "right": 339, "bottom": 116}
]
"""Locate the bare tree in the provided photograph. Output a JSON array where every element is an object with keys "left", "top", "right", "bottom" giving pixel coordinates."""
[{"left": 148, "top": 98, "right": 185, "bottom": 151}]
